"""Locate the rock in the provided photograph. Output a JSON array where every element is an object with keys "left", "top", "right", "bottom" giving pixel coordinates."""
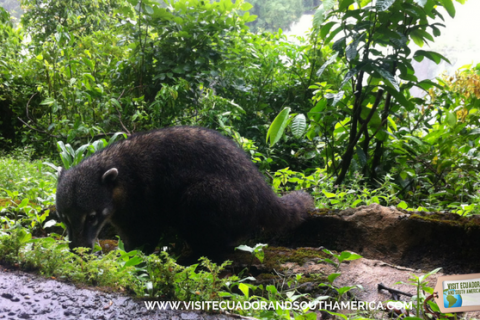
[{"left": 284, "top": 204, "right": 480, "bottom": 273}]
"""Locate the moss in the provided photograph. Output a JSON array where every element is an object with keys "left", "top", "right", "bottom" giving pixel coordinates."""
[
  {"left": 256, "top": 273, "right": 278, "bottom": 281},
  {"left": 261, "top": 247, "right": 328, "bottom": 270},
  {"left": 298, "top": 274, "right": 328, "bottom": 284},
  {"left": 463, "top": 219, "right": 480, "bottom": 228},
  {"left": 409, "top": 213, "right": 480, "bottom": 229},
  {"left": 311, "top": 208, "right": 332, "bottom": 216}
]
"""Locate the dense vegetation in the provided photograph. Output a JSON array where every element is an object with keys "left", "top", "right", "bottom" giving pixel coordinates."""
[
  {"left": 0, "top": 0, "right": 477, "bottom": 318},
  {"left": 2, "top": 0, "right": 478, "bottom": 213}
]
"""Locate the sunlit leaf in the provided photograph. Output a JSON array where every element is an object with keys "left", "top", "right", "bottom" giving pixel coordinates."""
[
  {"left": 439, "top": 0, "right": 455, "bottom": 18},
  {"left": 266, "top": 107, "right": 291, "bottom": 147},
  {"left": 376, "top": 0, "right": 395, "bottom": 11},
  {"left": 291, "top": 114, "right": 307, "bottom": 139}
]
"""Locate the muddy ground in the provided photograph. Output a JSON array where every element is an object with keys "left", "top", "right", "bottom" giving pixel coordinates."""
[
  {"left": 0, "top": 266, "right": 240, "bottom": 320},
  {"left": 2, "top": 204, "right": 480, "bottom": 319}
]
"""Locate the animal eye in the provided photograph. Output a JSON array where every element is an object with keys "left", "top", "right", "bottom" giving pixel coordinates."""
[{"left": 86, "top": 212, "right": 97, "bottom": 222}]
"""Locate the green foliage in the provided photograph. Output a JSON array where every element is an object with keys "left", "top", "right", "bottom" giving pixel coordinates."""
[
  {"left": 20, "top": 0, "right": 128, "bottom": 42},
  {"left": 267, "top": 107, "right": 291, "bottom": 147},
  {"left": 395, "top": 268, "right": 443, "bottom": 319},
  {"left": 390, "top": 64, "right": 480, "bottom": 214},
  {"left": 0, "top": 222, "right": 323, "bottom": 319},
  {"left": 0, "top": 155, "right": 55, "bottom": 201},
  {"left": 3, "top": 0, "right": 478, "bottom": 215},
  {"left": 50, "top": 132, "right": 126, "bottom": 170},
  {"left": 307, "top": 0, "right": 461, "bottom": 186},
  {"left": 3, "top": 0, "right": 480, "bottom": 315},
  {"left": 142, "top": 253, "right": 235, "bottom": 300},
  {"left": 236, "top": 243, "right": 268, "bottom": 263}
]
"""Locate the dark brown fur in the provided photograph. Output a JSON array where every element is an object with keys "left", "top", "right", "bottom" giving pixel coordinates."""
[{"left": 56, "top": 127, "right": 314, "bottom": 256}]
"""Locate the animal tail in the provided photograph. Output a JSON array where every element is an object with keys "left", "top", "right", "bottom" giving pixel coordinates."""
[{"left": 260, "top": 191, "right": 314, "bottom": 232}]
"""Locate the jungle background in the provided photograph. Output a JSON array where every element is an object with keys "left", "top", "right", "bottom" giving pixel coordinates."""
[
  {"left": 2, "top": 0, "right": 479, "bottom": 213},
  {"left": 0, "top": 0, "right": 479, "bottom": 319}
]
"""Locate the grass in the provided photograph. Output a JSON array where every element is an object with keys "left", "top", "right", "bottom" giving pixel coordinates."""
[{"left": 0, "top": 155, "right": 56, "bottom": 201}]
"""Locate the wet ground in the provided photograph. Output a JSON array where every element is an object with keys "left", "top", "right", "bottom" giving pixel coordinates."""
[{"left": 0, "top": 267, "right": 240, "bottom": 320}]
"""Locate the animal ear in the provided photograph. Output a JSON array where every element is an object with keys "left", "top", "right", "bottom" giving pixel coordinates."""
[
  {"left": 102, "top": 168, "right": 118, "bottom": 183},
  {"left": 58, "top": 167, "right": 64, "bottom": 180}
]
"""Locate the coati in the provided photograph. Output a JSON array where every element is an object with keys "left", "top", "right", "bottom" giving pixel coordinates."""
[{"left": 56, "top": 126, "right": 314, "bottom": 257}]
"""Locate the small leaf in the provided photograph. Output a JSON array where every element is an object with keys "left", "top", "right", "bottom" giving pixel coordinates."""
[
  {"left": 320, "top": 311, "right": 347, "bottom": 320},
  {"left": 124, "top": 256, "right": 143, "bottom": 267},
  {"left": 328, "top": 273, "right": 341, "bottom": 283},
  {"left": 44, "top": 220, "right": 57, "bottom": 229},
  {"left": 322, "top": 189, "right": 337, "bottom": 198},
  {"left": 308, "top": 99, "right": 327, "bottom": 122},
  {"left": 238, "top": 283, "right": 250, "bottom": 298},
  {"left": 352, "top": 199, "right": 362, "bottom": 207},
  {"left": 235, "top": 245, "right": 253, "bottom": 253},
  {"left": 18, "top": 198, "right": 30, "bottom": 209},
  {"left": 339, "top": 251, "right": 351, "bottom": 262},
  {"left": 240, "top": 2, "right": 253, "bottom": 10},
  {"left": 40, "top": 97, "right": 56, "bottom": 105},
  {"left": 398, "top": 201, "right": 408, "bottom": 209},
  {"left": 344, "top": 253, "right": 362, "bottom": 261},
  {"left": 266, "top": 107, "right": 291, "bottom": 147}
]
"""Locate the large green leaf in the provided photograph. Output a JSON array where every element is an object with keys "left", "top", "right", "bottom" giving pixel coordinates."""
[
  {"left": 356, "top": 147, "right": 367, "bottom": 167},
  {"left": 413, "top": 50, "right": 451, "bottom": 65},
  {"left": 439, "top": 0, "right": 455, "bottom": 18},
  {"left": 373, "top": 66, "right": 399, "bottom": 91},
  {"left": 446, "top": 111, "right": 457, "bottom": 127},
  {"left": 376, "top": 0, "right": 396, "bottom": 11},
  {"left": 383, "top": 86, "right": 414, "bottom": 111},
  {"left": 40, "top": 97, "right": 56, "bottom": 105},
  {"left": 316, "top": 52, "right": 339, "bottom": 77},
  {"left": 308, "top": 99, "right": 327, "bottom": 122},
  {"left": 266, "top": 107, "right": 291, "bottom": 147},
  {"left": 313, "top": 0, "right": 337, "bottom": 27},
  {"left": 291, "top": 114, "right": 307, "bottom": 139},
  {"left": 339, "top": 0, "right": 355, "bottom": 10},
  {"left": 414, "top": 0, "right": 428, "bottom": 6},
  {"left": 346, "top": 34, "right": 365, "bottom": 61},
  {"left": 240, "top": 2, "right": 253, "bottom": 11},
  {"left": 340, "top": 67, "right": 358, "bottom": 89},
  {"left": 320, "top": 21, "right": 337, "bottom": 39}
]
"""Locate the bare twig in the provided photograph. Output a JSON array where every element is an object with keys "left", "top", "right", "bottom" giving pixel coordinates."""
[
  {"left": 25, "top": 93, "right": 38, "bottom": 122},
  {"left": 17, "top": 117, "right": 62, "bottom": 138}
]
